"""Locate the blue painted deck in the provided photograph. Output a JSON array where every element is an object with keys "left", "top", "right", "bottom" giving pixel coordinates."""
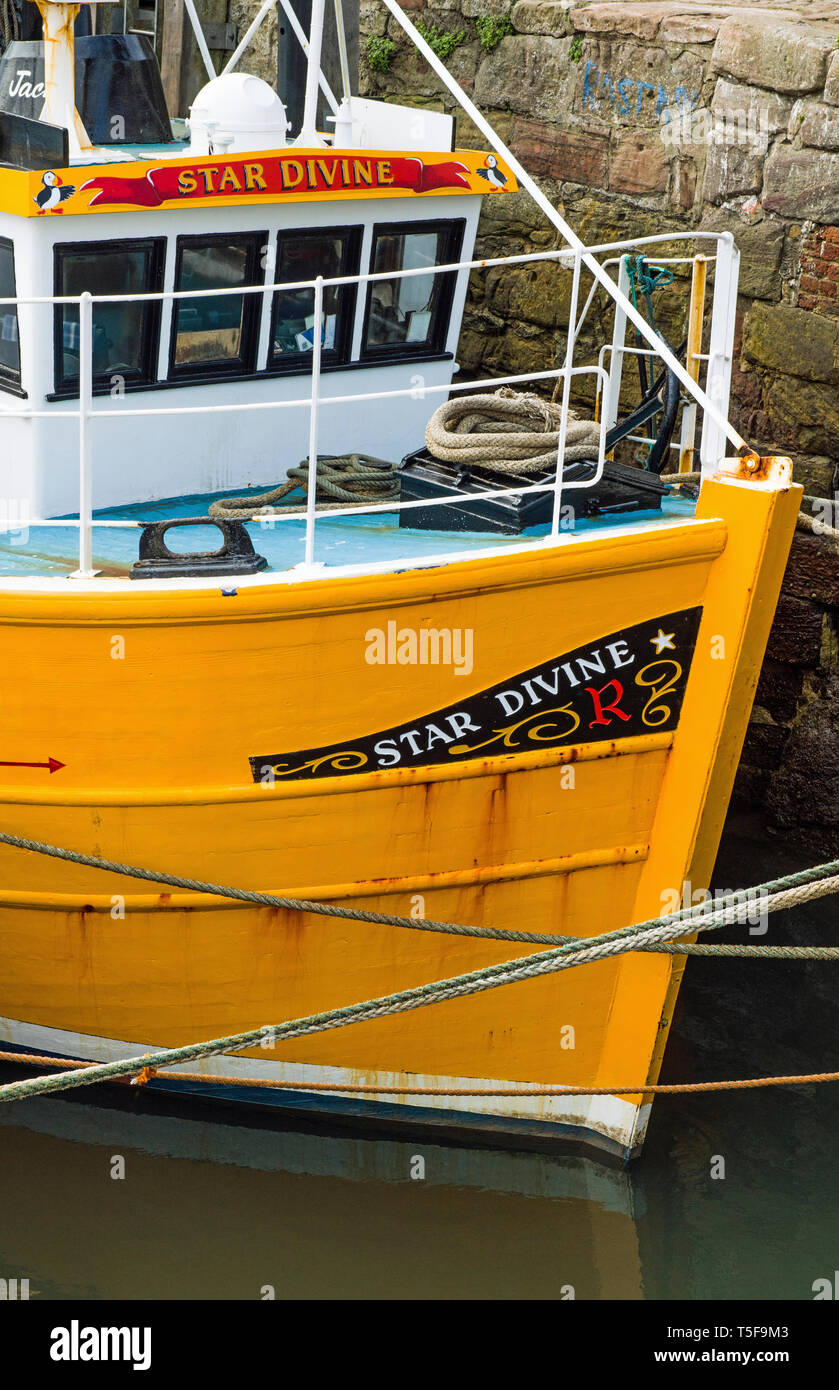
[{"left": 0, "top": 485, "right": 698, "bottom": 579}]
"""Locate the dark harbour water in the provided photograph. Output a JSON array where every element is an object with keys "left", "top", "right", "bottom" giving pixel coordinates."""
[{"left": 0, "top": 818, "right": 837, "bottom": 1302}]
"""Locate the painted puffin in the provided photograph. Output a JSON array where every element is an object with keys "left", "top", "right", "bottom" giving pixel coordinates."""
[
  {"left": 477, "top": 154, "right": 508, "bottom": 191},
  {"left": 33, "top": 170, "right": 76, "bottom": 214}
]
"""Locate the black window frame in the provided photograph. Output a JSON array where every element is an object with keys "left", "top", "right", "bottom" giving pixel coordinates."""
[
  {"left": 268, "top": 223, "right": 362, "bottom": 373},
  {"left": 53, "top": 235, "right": 166, "bottom": 395},
  {"left": 0, "top": 236, "right": 21, "bottom": 392},
  {"left": 168, "top": 230, "right": 267, "bottom": 381},
  {"left": 360, "top": 218, "right": 466, "bottom": 362}
]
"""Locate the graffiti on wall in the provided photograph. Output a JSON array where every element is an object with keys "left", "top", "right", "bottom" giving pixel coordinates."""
[{"left": 582, "top": 61, "right": 699, "bottom": 121}]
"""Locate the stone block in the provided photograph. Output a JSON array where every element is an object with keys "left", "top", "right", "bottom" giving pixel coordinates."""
[
  {"left": 767, "top": 678, "right": 839, "bottom": 829},
  {"left": 609, "top": 130, "right": 670, "bottom": 195},
  {"left": 711, "top": 78, "right": 791, "bottom": 137},
  {"left": 711, "top": 16, "right": 834, "bottom": 95},
  {"left": 511, "top": 1, "right": 573, "bottom": 37},
  {"left": 700, "top": 208, "right": 785, "bottom": 301},
  {"left": 659, "top": 13, "right": 725, "bottom": 46},
  {"left": 755, "top": 658, "right": 804, "bottom": 726},
  {"left": 510, "top": 116, "right": 609, "bottom": 187},
  {"left": 742, "top": 720, "right": 787, "bottom": 770},
  {"left": 570, "top": 3, "right": 674, "bottom": 42},
  {"left": 475, "top": 34, "right": 577, "bottom": 120},
  {"left": 463, "top": 0, "right": 508, "bottom": 14},
  {"left": 671, "top": 156, "right": 697, "bottom": 210},
  {"left": 824, "top": 50, "right": 839, "bottom": 106},
  {"left": 794, "top": 99, "right": 839, "bottom": 150},
  {"left": 764, "top": 146, "right": 839, "bottom": 221},
  {"left": 766, "top": 594, "right": 824, "bottom": 665},
  {"left": 743, "top": 302, "right": 839, "bottom": 384},
  {"left": 487, "top": 258, "right": 573, "bottom": 330},
  {"left": 783, "top": 532, "right": 839, "bottom": 607},
  {"left": 703, "top": 140, "right": 765, "bottom": 204},
  {"left": 765, "top": 374, "right": 839, "bottom": 454}
]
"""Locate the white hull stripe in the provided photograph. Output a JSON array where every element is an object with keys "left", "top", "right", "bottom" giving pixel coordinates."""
[{"left": 0, "top": 1016, "right": 652, "bottom": 1152}]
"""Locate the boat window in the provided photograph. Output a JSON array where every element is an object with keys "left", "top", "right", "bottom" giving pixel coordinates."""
[
  {"left": 362, "top": 220, "right": 465, "bottom": 358},
  {"left": 54, "top": 238, "right": 165, "bottom": 391},
  {"left": 0, "top": 238, "right": 20, "bottom": 388},
  {"left": 170, "top": 232, "right": 266, "bottom": 377},
  {"left": 269, "top": 226, "right": 361, "bottom": 368}
]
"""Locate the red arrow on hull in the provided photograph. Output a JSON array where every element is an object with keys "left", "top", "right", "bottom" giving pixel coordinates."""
[{"left": 0, "top": 758, "right": 65, "bottom": 774}]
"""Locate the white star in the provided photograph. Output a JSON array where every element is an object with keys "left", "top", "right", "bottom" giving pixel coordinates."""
[{"left": 651, "top": 629, "right": 676, "bottom": 653}]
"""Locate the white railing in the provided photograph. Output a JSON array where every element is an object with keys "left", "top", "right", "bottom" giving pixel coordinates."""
[{"left": 0, "top": 229, "right": 737, "bottom": 578}]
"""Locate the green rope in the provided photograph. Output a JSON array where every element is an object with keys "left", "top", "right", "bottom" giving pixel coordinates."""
[
  {"left": 0, "top": 829, "right": 836, "bottom": 954},
  {"left": 0, "top": 841, "right": 838, "bottom": 1103}
]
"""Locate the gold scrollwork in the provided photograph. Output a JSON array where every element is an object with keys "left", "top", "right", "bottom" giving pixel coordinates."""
[
  {"left": 635, "top": 659, "right": 683, "bottom": 728},
  {"left": 449, "top": 704, "right": 581, "bottom": 757},
  {"left": 272, "top": 750, "right": 369, "bottom": 778}
]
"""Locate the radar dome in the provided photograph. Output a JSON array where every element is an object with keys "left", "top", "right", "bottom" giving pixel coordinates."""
[{"left": 187, "top": 73, "right": 290, "bottom": 155}]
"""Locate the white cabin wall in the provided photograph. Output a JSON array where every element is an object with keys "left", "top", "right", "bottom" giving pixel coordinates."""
[{"left": 0, "top": 194, "right": 482, "bottom": 517}]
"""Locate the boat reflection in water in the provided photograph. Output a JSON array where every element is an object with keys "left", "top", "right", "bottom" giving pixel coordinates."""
[{"left": 0, "top": 1083, "right": 644, "bottom": 1301}]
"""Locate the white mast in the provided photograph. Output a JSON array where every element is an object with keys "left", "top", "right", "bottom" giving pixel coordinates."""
[{"left": 32, "top": 0, "right": 110, "bottom": 156}]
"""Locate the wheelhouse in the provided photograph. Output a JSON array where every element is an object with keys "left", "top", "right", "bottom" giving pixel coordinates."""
[{"left": 0, "top": 3, "right": 508, "bottom": 518}]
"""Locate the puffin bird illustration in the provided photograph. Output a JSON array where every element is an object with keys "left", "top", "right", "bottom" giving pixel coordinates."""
[
  {"left": 33, "top": 171, "right": 76, "bottom": 214},
  {"left": 477, "top": 154, "right": 508, "bottom": 191}
]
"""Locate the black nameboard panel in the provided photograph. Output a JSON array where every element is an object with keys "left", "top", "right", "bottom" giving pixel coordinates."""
[{"left": 251, "top": 607, "right": 703, "bottom": 783}]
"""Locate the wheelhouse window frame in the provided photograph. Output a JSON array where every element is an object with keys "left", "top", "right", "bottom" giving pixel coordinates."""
[
  {"left": 0, "top": 236, "right": 21, "bottom": 392},
  {"left": 268, "top": 223, "right": 362, "bottom": 374},
  {"left": 360, "top": 218, "right": 466, "bottom": 363},
  {"left": 168, "top": 230, "right": 267, "bottom": 381},
  {"left": 53, "top": 235, "right": 166, "bottom": 395}
]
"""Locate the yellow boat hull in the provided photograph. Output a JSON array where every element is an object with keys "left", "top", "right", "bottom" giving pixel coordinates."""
[{"left": 0, "top": 464, "right": 800, "bottom": 1159}]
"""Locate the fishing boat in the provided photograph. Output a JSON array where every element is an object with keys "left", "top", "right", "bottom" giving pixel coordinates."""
[{"left": 0, "top": 0, "right": 800, "bottom": 1162}]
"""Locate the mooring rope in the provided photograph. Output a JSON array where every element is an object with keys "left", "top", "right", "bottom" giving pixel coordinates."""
[
  {"left": 207, "top": 453, "right": 399, "bottom": 520},
  {"left": 0, "top": 836, "right": 838, "bottom": 1104},
  {"left": 2, "top": 1049, "right": 838, "bottom": 1099},
  {"left": 425, "top": 388, "right": 600, "bottom": 476},
  {"left": 665, "top": 470, "right": 839, "bottom": 542},
  {"left": 0, "top": 830, "right": 838, "bottom": 953}
]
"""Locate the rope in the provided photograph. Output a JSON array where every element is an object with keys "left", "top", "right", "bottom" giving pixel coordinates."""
[
  {"left": 207, "top": 454, "right": 399, "bottom": 520},
  {"left": 664, "top": 471, "right": 839, "bottom": 542},
  {"left": 0, "top": 829, "right": 838, "bottom": 955},
  {"left": 1, "top": 845, "right": 839, "bottom": 1104},
  {"left": 2, "top": 1049, "right": 838, "bottom": 1098},
  {"left": 424, "top": 387, "right": 601, "bottom": 476}
]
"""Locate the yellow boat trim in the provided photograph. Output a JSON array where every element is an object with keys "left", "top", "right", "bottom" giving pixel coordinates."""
[
  {"left": 0, "top": 518, "right": 728, "bottom": 620},
  {"left": 0, "top": 732, "right": 674, "bottom": 805},
  {"left": 0, "top": 841, "right": 648, "bottom": 913}
]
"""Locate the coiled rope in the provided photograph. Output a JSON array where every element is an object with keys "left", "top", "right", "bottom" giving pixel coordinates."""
[
  {"left": 207, "top": 453, "right": 399, "bottom": 520},
  {"left": 424, "top": 387, "right": 600, "bottom": 476}
]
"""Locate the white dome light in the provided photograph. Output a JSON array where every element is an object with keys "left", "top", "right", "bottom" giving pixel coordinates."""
[{"left": 187, "top": 73, "right": 290, "bottom": 156}]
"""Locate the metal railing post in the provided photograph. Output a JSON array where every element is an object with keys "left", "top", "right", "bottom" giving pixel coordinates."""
[
  {"left": 679, "top": 253, "right": 707, "bottom": 473},
  {"left": 304, "top": 275, "right": 324, "bottom": 567},
  {"left": 551, "top": 251, "right": 581, "bottom": 539},
  {"left": 700, "top": 232, "right": 740, "bottom": 476},
  {"left": 604, "top": 255, "right": 631, "bottom": 432},
  {"left": 72, "top": 290, "right": 94, "bottom": 579}
]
